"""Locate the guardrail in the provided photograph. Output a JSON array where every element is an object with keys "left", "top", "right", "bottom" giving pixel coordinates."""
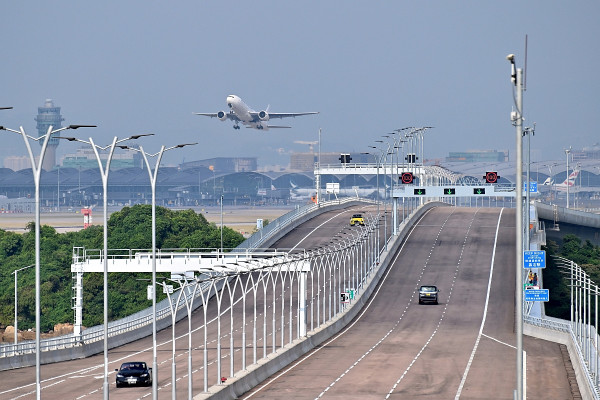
[{"left": 0, "top": 279, "right": 213, "bottom": 360}]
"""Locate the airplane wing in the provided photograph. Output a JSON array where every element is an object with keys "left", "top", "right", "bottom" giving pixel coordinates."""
[
  {"left": 193, "top": 112, "right": 241, "bottom": 122},
  {"left": 249, "top": 111, "right": 319, "bottom": 119}
]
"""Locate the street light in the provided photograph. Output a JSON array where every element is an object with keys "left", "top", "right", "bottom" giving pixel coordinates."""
[
  {"left": 507, "top": 51, "right": 525, "bottom": 400},
  {"left": 0, "top": 122, "right": 95, "bottom": 400},
  {"left": 119, "top": 141, "right": 196, "bottom": 400},
  {"left": 13, "top": 264, "right": 34, "bottom": 344},
  {"left": 57, "top": 133, "right": 151, "bottom": 400}
]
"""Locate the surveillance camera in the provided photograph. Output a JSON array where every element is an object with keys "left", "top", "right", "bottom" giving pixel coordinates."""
[{"left": 506, "top": 54, "right": 515, "bottom": 62}]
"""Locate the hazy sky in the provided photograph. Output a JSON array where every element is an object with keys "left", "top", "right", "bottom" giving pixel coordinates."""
[{"left": 1, "top": 2, "right": 598, "bottom": 168}]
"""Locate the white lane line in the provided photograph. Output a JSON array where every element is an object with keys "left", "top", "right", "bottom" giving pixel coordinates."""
[
  {"left": 240, "top": 207, "right": 439, "bottom": 400},
  {"left": 289, "top": 209, "right": 357, "bottom": 252},
  {"left": 385, "top": 208, "right": 479, "bottom": 398},
  {"left": 454, "top": 208, "right": 504, "bottom": 399},
  {"left": 481, "top": 333, "right": 516, "bottom": 350}
]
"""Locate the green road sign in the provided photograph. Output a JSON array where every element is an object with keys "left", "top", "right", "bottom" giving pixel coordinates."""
[{"left": 444, "top": 188, "right": 456, "bottom": 195}]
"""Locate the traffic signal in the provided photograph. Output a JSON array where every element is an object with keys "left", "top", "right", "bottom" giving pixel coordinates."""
[
  {"left": 443, "top": 188, "right": 456, "bottom": 195},
  {"left": 400, "top": 172, "right": 414, "bottom": 184},
  {"left": 405, "top": 153, "right": 417, "bottom": 163},
  {"left": 473, "top": 188, "right": 486, "bottom": 195},
  {"left": 339, "top": 153, "right": 352, "bottom": 164},
  {"left": 413, "top": 188, "right": 426, "bottom": 195},
  {"left": 484, "top": 171, "right": 499, "bottom": 183}
]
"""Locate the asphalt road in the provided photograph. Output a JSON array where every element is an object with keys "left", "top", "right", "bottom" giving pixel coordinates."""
[{"left": 0, "top": 205, "right": 577, "bottom": 399}]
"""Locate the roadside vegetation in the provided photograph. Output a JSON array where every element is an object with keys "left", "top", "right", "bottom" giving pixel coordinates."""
[
  {"left": 543, "top": 234, "right": 600, "bottom": 320},
  {"left": 0, "top": 205, "right": 244, "bottom": 332}
]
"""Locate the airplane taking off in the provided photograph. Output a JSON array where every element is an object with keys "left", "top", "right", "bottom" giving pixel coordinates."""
[{"left": 194, "top": 95, "right": 318, "bottom": 130}]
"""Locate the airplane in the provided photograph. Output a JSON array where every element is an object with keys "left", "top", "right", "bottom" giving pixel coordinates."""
[
  {"left": 543, "top": 169, "right": 580, "bottom": 192},
  {"left": 194, "top": 95, "right": 318, "bottom": 130}
]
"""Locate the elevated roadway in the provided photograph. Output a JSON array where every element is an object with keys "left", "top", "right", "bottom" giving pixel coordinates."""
[
  {"left": 0, "top": 206, "right": 578, "bottom": 399},
  {"left": 241, "top": 207, "right": 576, "bottom": 399}
]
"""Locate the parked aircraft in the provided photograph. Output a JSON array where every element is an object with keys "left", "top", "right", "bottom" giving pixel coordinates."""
[
  {"left": 194, "top": 95, "right": 318, "bottom": 130},
  {"left": 546, "top": 169, "right": 580, "bottom": 192}
]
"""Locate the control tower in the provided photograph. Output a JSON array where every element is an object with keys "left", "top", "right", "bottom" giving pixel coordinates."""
[{"left": 35, "top": 99, "right": 64, "bottom": 171}]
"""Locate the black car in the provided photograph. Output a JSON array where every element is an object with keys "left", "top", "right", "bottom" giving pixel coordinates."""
[
  {"left": 418, "top": 285, "right": 440, "bottom": 304},
  {"left": 115, "top": 362, "right": 152, "bottom": 387}
]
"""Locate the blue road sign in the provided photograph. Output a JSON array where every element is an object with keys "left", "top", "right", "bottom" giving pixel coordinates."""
[
  {"left": 523, "top": 182, "right": 538, "bottom": 193},
  {"left": 524, "top": 250, "right": 546, "bottom": 269},
  {"left": 525, "top": 289, "right": 549, "bottom": 302}
]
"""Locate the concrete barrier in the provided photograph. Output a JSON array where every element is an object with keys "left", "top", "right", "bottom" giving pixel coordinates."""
[{"left": 194, "top": 201, "right": 447, "bottom": 399}]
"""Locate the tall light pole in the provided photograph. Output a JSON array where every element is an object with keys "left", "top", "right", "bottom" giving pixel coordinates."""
[
  {"left": 507, "top": 52, "right": 524, "bottom": 400},
  {"left": 57, "top": 133, "right": 151, "bottom": 400},
  {"left": 0, "top": 122, "right": 95, "bottom": 400},
  {"left": 120, "top": 142, "right": 196, "bottom": 400},
  {"left": 13, "top": 264, "right": 34, "bottom": 344}
]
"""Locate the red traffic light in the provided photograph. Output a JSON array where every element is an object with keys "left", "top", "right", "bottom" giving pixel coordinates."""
[
  {"left": 484, "top": 171, "right": 499, "bottom": 183},
  {"left": 401, "top": 172, "right": 414, "bottom": 184}
]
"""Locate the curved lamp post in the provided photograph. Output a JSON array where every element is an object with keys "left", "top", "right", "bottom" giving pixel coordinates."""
[
  {"left": 119, "top": 142, "right": 196, "bottom": 400},
  {"left": 57, "top": 133, "right": 152, "bottom": 400},
  {"left": 0, "top": 122, "right": 95, "bottom": 400}
]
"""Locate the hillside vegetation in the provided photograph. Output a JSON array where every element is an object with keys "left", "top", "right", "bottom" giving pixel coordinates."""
[{"left": 0, "top": 205, "right": 244, "bottom": 331}]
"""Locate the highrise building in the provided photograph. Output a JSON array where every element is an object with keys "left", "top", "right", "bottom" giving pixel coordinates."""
[{"left": 35, "top": 99, "right": 64, "bottom": 171}]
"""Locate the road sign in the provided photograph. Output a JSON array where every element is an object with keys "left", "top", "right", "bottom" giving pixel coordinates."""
[
  {"left": 523, "top": 181, "right": 538, "bottom": 193},
  {"left": 147, "top": 285, "right": 153, "bottom": 300},
  {"left": 524, "top": 288, "right": 549, "bottom": 302},
  {"left": 473, "top": 188, "right": 486, "bottom": 195},
  {"left": 341, "top": 292, "right": 350, "bottom": 303},
  {"left": 484, "top": 171, "right": 499, "bottom": 183},
  {"left": 163, "top": 284, "right": 174, "bottom": 294},
  {"left": 443, "top": 188, "right": 456, "bottom": 195},
  {"left": 345, "top": 288, "right": 355, "bottom": 300},
  {"left": 413, "top": 188, "right": 426, "bottom": 195},
  {"left": 401, "top": 172, "right": 414, "bottom": 184},
  {"left": 524, "top": 250, "right": 546, "bottom": 269}
]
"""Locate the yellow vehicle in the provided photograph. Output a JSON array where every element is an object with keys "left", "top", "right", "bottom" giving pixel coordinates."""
[{"left": 349, "top": 213, "right": 365, "bottom": 226}]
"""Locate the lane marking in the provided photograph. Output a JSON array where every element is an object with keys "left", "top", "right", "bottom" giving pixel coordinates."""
[
  {"left": 454, "top": 208, "right": 504, "bottom": 399},
  {"left": 385, "top": 208, "right": 479, "bottom": 398},
  {"left": 242, "top": 207, "right": 438, "bottom": 399}
]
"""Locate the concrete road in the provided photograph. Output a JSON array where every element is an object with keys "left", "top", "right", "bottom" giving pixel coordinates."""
[
  {"left": 240, "top": 207, "right": 576, "bottom": 399},
  {"left": 0, "top": 206, "right": 577, "bottom": 399}
]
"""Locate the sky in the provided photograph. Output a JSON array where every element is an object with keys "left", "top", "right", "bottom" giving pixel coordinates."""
[{"left": 1, "top": 2, "right": 599, "bottom": 169}]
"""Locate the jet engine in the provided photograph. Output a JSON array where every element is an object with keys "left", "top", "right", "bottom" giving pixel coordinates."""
[
  {"left": 258, "top": 110, "right": 270, "bottom": 121},
  {"left": 217, "top": 111, "right": 227, "bottom": 121}
]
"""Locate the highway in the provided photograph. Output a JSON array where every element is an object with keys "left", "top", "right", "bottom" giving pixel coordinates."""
[
  {"left": 0, "top": 205, "right": 577, "bottom": 399},
  {"left": 241, "top": 207, "right": 576, "bottom": 399}
]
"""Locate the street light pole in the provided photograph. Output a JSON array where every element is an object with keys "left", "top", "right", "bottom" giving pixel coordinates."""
[
  {"left": 507, "top": 52, "right": 524, "bottom": 400},
  {"left": 0, "top": 123, "right": 95, "bottom": 400},
  {"left": 13, "top": 264, "right": 34, "bottom": 344},
  {"left": 57, "top": 133, "right": 150, "bottom": 400},
  {"left": 121, "top": 142, "right": 196, "bottom": 400}
]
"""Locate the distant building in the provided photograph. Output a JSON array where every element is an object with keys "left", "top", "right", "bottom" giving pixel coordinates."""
[
  {"left": 3, "top": 156, "right": 33, "bottom": 171},
  {"left": 290, "top": 152, "right": 369, "bottom": 172},
  {"left": 180, "top": 157, "right": 257, "bottom": 173},
  {"left": 60, "top": 146, "right": 141, "bottom": 169},
  {"left": 35, "top": 99, "right": 64, "bottom": 171},
  {"left": 572, "top": 143, "right": 600, "bottom": 162},
  {"left": 445, "top": 150, "right": 508, "bottom": 163}
]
